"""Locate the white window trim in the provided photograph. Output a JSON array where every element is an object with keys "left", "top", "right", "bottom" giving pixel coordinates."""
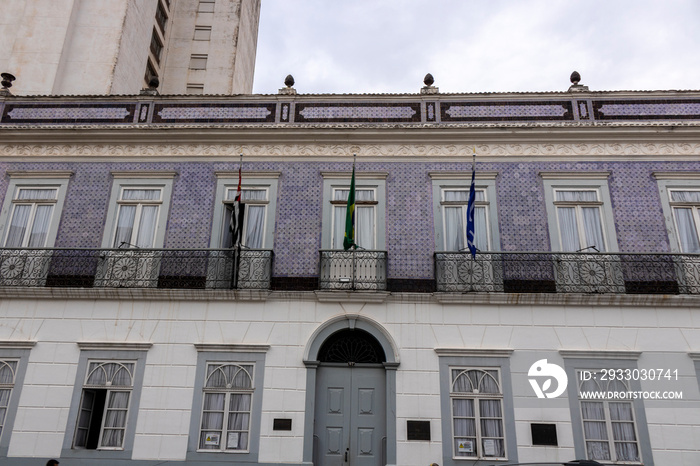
[
  {"left": 197, "top": 362, "right": 255, "bottom": 453},
  {"left": 449, "top": 367, "right": 506, "bottom": 460},
  {"left": 187, "top": 344, "right": 268, "bottom": 463},
  {"left": 541, "top": 173, "right": 618, "bottom": 252},
  {"left": 74, "top": 360, "right": 136, "bottom": 451},
  {"left": 0, "top": 342, "right": 34, "bottom": 455},
  {"left": 430, "top": 172, "right": 500, "bottom": 252},
  {"left": 210, "top": 171, "right": 279, "bottom": 250},
  {"left": 62, "top": 346, "right": 149, "bottom": 460},
  {"left": 561, "top": 353, "right": 653, "bottom": 465},
  {"left": 0, "top": 172, "right": 72, "bottom": 248},
  {"left": 101, "top": 173, "right": 175, "bottom": 249},
  {"left": 321, "top": 171, "right": 387, "bottom": 250},
  {"left": 654, "top": 173, "right": 700, "bottom": 253}
]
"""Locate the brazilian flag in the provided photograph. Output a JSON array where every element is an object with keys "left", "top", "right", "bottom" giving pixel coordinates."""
[{"left": 343, "top": 164, "right": 356, "bottom": 251}]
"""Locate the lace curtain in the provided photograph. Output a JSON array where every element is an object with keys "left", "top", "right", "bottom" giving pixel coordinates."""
[
  {"left": 113, "top": 189, "right": 160, "bottom": 248},
  {"left": 5, "top": 188, "right": 57, "bottom": 247},
  {"left": 333, "top": 189, "right": 375, "bottom": 249},
  {"left": 581, "top": 401, "right": 639, "bottom": 462},
  {"left": 556, "top": 192, "right": 605, "bottom": 251},
  {"left": 451, "top": 369, "right": 504, "bottom": 458}
]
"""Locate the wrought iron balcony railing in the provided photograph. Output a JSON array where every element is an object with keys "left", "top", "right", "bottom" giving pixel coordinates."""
[
  {"left": 435, "top": 251, "right": 700, "bottom": 294},
  {"left": 0, "top": 247, "right": 273, "bottom": 290},
  {"left": 319, "top": 250, "right": 388, "bottom": 291}
]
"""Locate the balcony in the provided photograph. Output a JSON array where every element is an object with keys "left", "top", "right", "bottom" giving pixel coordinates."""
[
  {"left": 435, "top": 251, "right": 700, "bottom": 294},
  {"left": 0, "top": 248, "right": 273, "bottom": 290},
  {"left": 319, "top": 250, "right": 388, "bottom": 291}
]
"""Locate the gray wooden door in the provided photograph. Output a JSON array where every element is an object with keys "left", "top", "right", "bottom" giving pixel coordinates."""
[{"left": 315, "top": 365, "right": 386, "bottom": 466}]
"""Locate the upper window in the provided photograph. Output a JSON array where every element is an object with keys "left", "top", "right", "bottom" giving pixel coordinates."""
[
  {"left": 430, "top": 172, "right": 500, "bottom": 253},
  {"left": 112, "top": 188, "right": 162, "bottom": 248},
  {"left": 210, "top": 172, "right": 279, "bottom": 250},
  {"left": 321, "top": 171, "right": 387, "bottom": 250},
  {"left": 331, "top": 187, "right": 376, "bottom": 250},
  {"left": 198, "top": 363, "right": 254, "bottom": 452},
  {"left": 194, "top": 26, "right": 212, "bottom": 41},
  {"left": 668, "top": 189, "right": 700, "bottom": 253},
  {"left": 541, "top": 173, "right": 618, "bottom": 252},
  {"left": 553, "top": 189, "right": 607, "bottom": 252},
  {"left": 0, "top": 173, "right": 71, "bottom": 248},
  {"left": 653, "top": 173, "right": 700, "bottom": 253},
  {"left": 198, "top": 0, "right": 215, "bottom": 13},
  {"left": 189, "top": 55, "right": 208, "bottom": 70},
  {"left": 223, "top": 188, "right": 268, "bottom": 249},
  {"left": 450, "top": 368, "right": 506, "bottom": 459},
  {"left": 3, "top": 187, "right": 58, "bottom": 247},
  {"left": 101, "top": 173, "right": 175, "bottom": 249},
  {"left": 73, "top": 361, "right": 136, "bottom": 450}
]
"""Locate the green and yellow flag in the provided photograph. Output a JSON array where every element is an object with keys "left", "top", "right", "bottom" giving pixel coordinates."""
[{"left": 343, "top": 163, "right": 356, "bottom": 251}]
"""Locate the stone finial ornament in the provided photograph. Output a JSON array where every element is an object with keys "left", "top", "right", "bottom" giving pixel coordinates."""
[
  {"left": 284, "top": 74, "right": 295, "bottom": 88},
  {"left": 570, "top": 71, "right": 581, "bottom": 85},
  {"left": 421, "top": 73, "right": 439, "bottom": 94},
  {"left": 568, "top": 70, "right": 589, "bottom": 92},
  {"left": 1, "top": 72, "right": 16, "bottom": 95},
  {"left": 280, "top": 74, "right": 297, "bottom": 95},
  {"left": 140, "top": 76, "right": 160, "bottom": 96}
]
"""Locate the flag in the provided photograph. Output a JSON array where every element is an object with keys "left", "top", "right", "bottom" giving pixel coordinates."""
[
  {"left": 343, "top": 163, "right": 356, "bottom": 251},
  {"left": 466, "top": 165, "right": 477, "bottom": 258},
  {"left": 230, "top": 164, "right": 244, "bottom": 248}
]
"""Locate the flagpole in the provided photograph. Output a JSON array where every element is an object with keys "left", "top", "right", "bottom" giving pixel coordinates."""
[
  {"left": 351, "top": 154, "right": 356, "bottom": 290},
  {"left": 233, "top": 153, "right": 243, "bottom": 289},
  {"left": 466, "top": 147, "right": 477, "bottom": 291}
]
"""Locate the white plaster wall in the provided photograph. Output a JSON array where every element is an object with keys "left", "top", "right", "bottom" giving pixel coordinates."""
[
  {"left": 0, "top": 0, "right": 78, "bottom": 95},
  {"left": 161, "top": 0, "right": 259, "bottom": 94},
  {"left": 1, "top": 296, "right": 699, "bottom": 465},
  {"left": 110, "top": 0, "right": 160, "bottom": 95}
]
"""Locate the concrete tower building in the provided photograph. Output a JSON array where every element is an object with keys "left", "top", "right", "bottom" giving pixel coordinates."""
[{"left": 0, "top": 0, "right": 260, "bottom": 96}]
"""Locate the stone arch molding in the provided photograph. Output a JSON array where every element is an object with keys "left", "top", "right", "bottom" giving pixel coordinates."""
[{"left": 303, "top": 314, "right": 399, "bottom": 365}]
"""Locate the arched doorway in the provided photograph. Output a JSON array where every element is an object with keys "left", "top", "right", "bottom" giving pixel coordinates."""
[{"left": 303, "top": 316, "right": 398, "bottom": 466}]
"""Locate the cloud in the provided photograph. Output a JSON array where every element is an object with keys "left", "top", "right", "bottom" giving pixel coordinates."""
[{"left": 252, "top": 0, "right": 700, "bottom": 94}]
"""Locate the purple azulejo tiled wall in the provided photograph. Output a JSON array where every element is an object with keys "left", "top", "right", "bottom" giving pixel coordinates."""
[{"left": 1, "top": 158, "right": 697, "bottom": 280}]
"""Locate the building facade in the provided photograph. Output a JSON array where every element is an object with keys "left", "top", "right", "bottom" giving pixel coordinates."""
[
  {"left": 0, "top": 88, "right": 699, "bottom": 466},
  {"left": 0, "top": 0, "right": 260, "bottom": 96}
]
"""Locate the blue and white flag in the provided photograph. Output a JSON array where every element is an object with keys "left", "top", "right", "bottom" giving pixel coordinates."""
[{"left": 466, "top": 165, "right": 477, "bottom": 258}]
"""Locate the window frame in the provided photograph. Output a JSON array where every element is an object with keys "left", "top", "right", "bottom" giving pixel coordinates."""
[
  {"left": 330, "top": 186, "right": 378, "bottom": 250},
  {"left": 194, "top": 26, "right": 212, "bottom": 41},
  {"left": 436, "top": 349, "right": 517, "bottom": 466},
  {"left": 541, "top": 173, "right": 618, "bottom": 252},
  {"left": 449, "top": 367, "right": 506, "bottom": 460},
  {"left": 654, "top": 173, "right": 700, "bottom": 253},
  {"left": 0, "top": 172, "right": 71, "bottom": 248},
  {"left": 561, "top": 351, "right": 653, "bottom": 465},
  {"left": 321, "top": 171, "right": 387, "bottom": 250},
  {"left": 101, "top": 173, "right": 175, "bottom": 249},
  {"left": 0, "top": 342, "right": 34, "bottom": 457},
  {"left": 197, "top": 362, "right": 255, "bottom": 453},
  {"left": 189, "top": 54, "right": 208, "bottom": 70},
  {"left": 430, "top": 172, "right": 500, "bottom": 252},
  {"left": 61, "top": 344, "right": 150, "bottom": 461},
  {"left": 210, "top": 172, "right": 279, "bottom": 250},
  {"left": 198, "top": 0, "right": 216, "bottom": 13},
  {"left": 187, "top": 344, "right": 268, "bottom": 463},
  {"left": 73, "top": 360, "right": 136, "bottom": 451}
]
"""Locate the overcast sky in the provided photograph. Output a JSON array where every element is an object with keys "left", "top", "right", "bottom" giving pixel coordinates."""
[{"left": 252, "top": 0, "right": 700, "bottom": 95}]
